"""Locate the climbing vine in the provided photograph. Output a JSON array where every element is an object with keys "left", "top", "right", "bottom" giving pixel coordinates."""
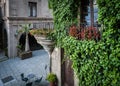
[
  {"left": 49, "top": 0, "right": 80, "bottom": 46},
  {"left": 49, "top": 0, "right": 120, "bottom": 86}
]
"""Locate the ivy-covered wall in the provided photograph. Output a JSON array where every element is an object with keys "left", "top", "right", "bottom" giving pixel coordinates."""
[
  {"left": 49, "top": 0, "right": 80, "bottom": 46},
  {"left": 49, "top": 0, "right": 120, "bottom": 86}
]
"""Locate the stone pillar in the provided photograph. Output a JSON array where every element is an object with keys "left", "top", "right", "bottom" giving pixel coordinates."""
[
  {"left": 8, "top": 24, "right": 18, "bottom": 58},
  {"left": 52, "top": 48, "right": 79, "bottom": 86},
  {"left": 6, "top": 0, "right": 9, "bottom": 17},
  {"left": 51, "top": 48, "right": 63, "bottom": 86},
  {"left": 4, "top": 18, "right": 9, "bottom": 57}
]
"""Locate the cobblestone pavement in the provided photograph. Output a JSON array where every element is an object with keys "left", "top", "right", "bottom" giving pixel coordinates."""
[{"left": 0, "top": 49, "right": 50, "bottom": 86}]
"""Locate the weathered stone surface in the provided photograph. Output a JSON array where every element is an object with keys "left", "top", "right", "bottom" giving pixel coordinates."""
[{"left": 52, "top": 48, "right": 62, "bottom": 86}]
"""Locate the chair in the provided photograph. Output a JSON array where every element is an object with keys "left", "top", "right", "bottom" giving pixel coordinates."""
[
  {"left": 20, "top": 73, "right": 28, "bottom": 82},
  {"left": 35, "top": 76, "right": 43, "bottom": 83},
  {"left": 26, "top": 82, "right": 32, "bottom": 86}
]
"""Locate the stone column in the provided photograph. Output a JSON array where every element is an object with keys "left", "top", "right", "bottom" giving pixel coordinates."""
[
  {"left": 7, "top": 24, "right": 18, "bottom": 58},
  {"left": 6, "top": 0, "right": 9, "bottom": 17},
  {"left": 51, "top": 48, "right": 63, "bottom": 86}
]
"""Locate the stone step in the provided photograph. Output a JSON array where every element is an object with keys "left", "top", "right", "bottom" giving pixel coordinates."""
[{"left": 0, "top": 56, "right": 8, "bottom": 62}]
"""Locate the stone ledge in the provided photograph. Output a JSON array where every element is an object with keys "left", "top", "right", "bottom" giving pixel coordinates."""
[{"left": 8, "top": 17, "right": 53, "bottom": 21}]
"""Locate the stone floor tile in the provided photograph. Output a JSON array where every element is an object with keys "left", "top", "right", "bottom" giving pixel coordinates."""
[{"left": 0, "top": 50, "right": 49, "bottom": 86}]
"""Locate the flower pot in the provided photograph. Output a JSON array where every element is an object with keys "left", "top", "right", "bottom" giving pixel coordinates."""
[{"left": 50, "top": 82, "right": 57, "bottom": 86}]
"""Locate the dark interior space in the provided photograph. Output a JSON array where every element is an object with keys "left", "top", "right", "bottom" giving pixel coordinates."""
[
  {"left": 0, "top": 7, "right": 3, "bottom": 51},
  {"left": 0, "top": 22, "right": 3, "bottom": 51},
  {"left": 0, "top": 7, "right": 7, "bottom": 52},
  {"left": 19, "top": 33, "right": 43, "bottom": 51},
  {"left": 0, "top": 7, "right": 8, "bottom": 60}
]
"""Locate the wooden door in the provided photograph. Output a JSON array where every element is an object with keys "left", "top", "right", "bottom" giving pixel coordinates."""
[{"left": 63, "top": 59, "right": 74, "bottom": 86}]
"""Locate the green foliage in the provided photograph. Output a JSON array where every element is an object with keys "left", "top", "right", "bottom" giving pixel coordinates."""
[
  {"left": 49, "top": 0, "right": 80, "bottom": 46},
  {"left": 97, "top": 0, "right": 120, "bottom": 28},
  {"left": 46, "top": 73, "right": 57, "bottom": 82},
  {"left": 16, "top": 44, "right": 24, "bottom": 52},
  {"left": 18, "top": 24, "right": 31, "bottom": 34},
  {"left": 49, "top": 0, "right": 120, "bottom": 86},
  {"left": 62, "top": 35, "right": 120, "bottom": 86},
  {"left": 16, "top": 44, "right": 22, "bottom": 49},
  {"left": 30, "top": 29, "right": 55, "bottom": 41}
]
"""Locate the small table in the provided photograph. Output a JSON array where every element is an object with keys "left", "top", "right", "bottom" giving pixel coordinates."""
[{"left": 26, "top": 74, "right": 36, "bottom": 86}]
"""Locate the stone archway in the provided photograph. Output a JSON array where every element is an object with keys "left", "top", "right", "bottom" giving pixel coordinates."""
[{"left": 18, "top": 33, "right": 43, "bottom": 51}]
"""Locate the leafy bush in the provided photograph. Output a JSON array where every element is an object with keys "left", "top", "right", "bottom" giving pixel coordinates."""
[
  {"left": 30, "top": 29, "right": 53, "bottom": 36},
  {"left": 30, "top": 29, "right": 55, "bottom": 40},
  {"left": 69, "top": 25, "right": 101, "bottom": 41},
  {"left": 46, "top": 73, "right": 57, "bottom": 82}
]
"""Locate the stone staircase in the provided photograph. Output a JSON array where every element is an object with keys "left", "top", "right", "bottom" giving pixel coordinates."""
[
  {"left": 0, "top": 54, "right": 8, "bottom": 62},
  {"left": 0, "top": 51, "right": 8, "bottom": 62}
]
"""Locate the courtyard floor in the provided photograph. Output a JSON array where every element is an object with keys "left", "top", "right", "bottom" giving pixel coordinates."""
[{"left": 0, "top": 49, "right": 49, "bottom": 86}]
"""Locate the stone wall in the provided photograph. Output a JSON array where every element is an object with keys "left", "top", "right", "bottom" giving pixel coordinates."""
[
  {"left": 4, "top": 0, "right": 53, "bottom": 57},
  {"left": 9, "top": 0, "right": 53, "bottom": 18}
]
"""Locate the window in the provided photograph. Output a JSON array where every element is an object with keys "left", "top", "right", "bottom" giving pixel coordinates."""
[
  {"left": 80, "top": 0, "right": 98, "bottom": 26},
  {"left": 28, "top": 2, "right": 37, "bottom": 17}
]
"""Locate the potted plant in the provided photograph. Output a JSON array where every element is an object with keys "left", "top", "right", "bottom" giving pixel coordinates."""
[
  {"left": 16, "top": 44, "right": 23, "bottom": 57},
  {"left": 30, "top": 28, "right": 55, "bottom": 49},
  {"left": 46, "top": 73, "right": 57, "bottom": 86},
  {"left": 30, "top": 28, "right": 55, "bottom": 53},
  {"left": 30, "top": 28, "right": 54, "bottom": 40}
]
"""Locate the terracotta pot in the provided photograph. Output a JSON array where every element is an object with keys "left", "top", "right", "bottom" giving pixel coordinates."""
[{"left": 50, "top": 82, "right": 57, "bottom": 86}]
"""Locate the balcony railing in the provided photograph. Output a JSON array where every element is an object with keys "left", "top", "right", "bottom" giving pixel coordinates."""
[
  {"left": 30, "top": 22, "right": 54, "bottom": 29},
  {"left": 79, "top": 22, "right": 101, "bottom": 30}
]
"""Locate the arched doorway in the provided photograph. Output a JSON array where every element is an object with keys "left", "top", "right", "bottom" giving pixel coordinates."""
[
  {"left": 0, "top": 21, "right": 8, "bottom": 61},
  {"left": 0, "top": 6, "right": 8, "bottom": 61},
  {"left": 18, "top": 32, "right": 43, "bottom": 52}
]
